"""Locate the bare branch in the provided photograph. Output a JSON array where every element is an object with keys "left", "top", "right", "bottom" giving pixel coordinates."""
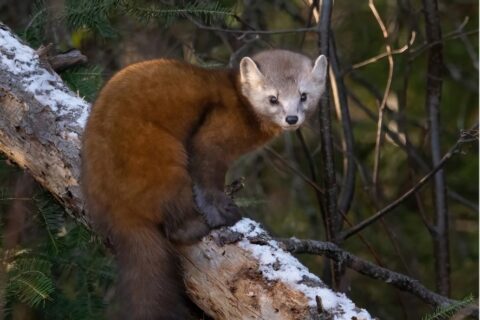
[
  {"left": 345, "top": 19, "right": 477, "bottom": 74},
  {"left": 264, "top": 147, "right": 324, "bottom": 195},
  {"left": 186, "top": 15, "right": 317, "bottom": 36},
  {"left": 329, "top": 35, "right": 356, "bottom": 216},
  {"left": 350, "top": 32, "right": 416, "bottom": 70},
  {"left": 368, "top": 0, "right": 394, "bottom": 194},
  {"left": 48, "top": 49, "right": 87, "bottom": 72},
  {"left": 278, "top": 237, "right": 479, "bottom": 317},
  {"left": 410, "top": 24, "right": 478, "bottom": 59},
  {"left": 340, "top": 127, "right": 478, "bottom": 240},
  {"left": 347, "top": 74, "right": 478, "bottom": 213},
  {"left": 295, "top": 129, "right": 325, "bottom": 222}
]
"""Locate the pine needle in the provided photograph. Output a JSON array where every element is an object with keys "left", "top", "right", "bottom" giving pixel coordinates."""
[
  {"left": 61, "top": 66, "right": 104, "bottom": 102},
  {"left": 122, "top": 0, "right": 232, "bottom": 26},
  {"left": 422, "top": 295, "right": 475, "bottom": 320}
]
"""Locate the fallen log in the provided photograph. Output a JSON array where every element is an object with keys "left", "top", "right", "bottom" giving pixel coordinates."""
[{"left": 0, "top": 22, "right": 372, "bottom": 320}]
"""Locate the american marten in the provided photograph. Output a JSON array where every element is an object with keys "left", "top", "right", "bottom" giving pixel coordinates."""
[{"left": 81, "top": 49, "right": 327, "bottom": 319}]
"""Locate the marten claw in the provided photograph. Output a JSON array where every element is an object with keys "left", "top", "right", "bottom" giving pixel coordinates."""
[{"left": 211, "top": 228, "right": 243, "bottom": 246}]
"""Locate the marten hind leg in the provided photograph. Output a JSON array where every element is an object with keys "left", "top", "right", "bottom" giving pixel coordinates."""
[{"left": 111, "top": 123, "right": 211, "bottom": 244}]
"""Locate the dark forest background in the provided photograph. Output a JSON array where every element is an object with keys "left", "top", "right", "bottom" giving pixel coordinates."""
[{"left": 0, "top": 0, "right": 478, "bottom": 319}]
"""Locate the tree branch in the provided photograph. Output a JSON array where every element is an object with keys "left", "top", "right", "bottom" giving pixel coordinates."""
[
  {"left": 347, "top": 74, "right": 478, "bottom": 213},
  {"left": 340, "top": 126, "right": 478, "bottom": 240},
  {"left": 278, "top": 237, "right": 479, "bottom": 317}
]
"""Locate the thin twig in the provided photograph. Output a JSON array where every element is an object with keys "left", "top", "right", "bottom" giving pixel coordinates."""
[
  {"left": 329, "top": 34, "right": 356, "bottom": 216},
  {"left": 343, "top": 22, "right": 477, "bottom": 74},
  {"left": 340, "top": 127, "right": 478, "bottom": 240},
  {"left": 457, "top": 26, "right": 479, "bottom": 70},
  {"left": 350, "top": 31, "right": 416, "bottom": 70},
  {"left": 264, "top": 147, "right": 324, "bottom": 195},
  {"left": 186, "top": 15, "right": 317, "bottom": 36},
  {"left": 369, "top": 0, "right": 394, "bottom": 195},
  {"left": 347, "top": 75, "right": 478, "bottom": 213},
  {"left": 394, "top": 5, "right": 437, "bottom": 236},
  {"left": 410, "top": 23, "right": 478, "bottom": 59},
  {"left": 300, "top": 0, "right": 318, "bottom": 49},
  {"left": 295, "top": 129, "right": 325, "bottom": 217},
  {"left": 447, "top": 190, "right": 478, "bottom": 212}
]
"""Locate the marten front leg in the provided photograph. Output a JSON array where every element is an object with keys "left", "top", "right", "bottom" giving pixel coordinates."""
[{"left": 189, "top": 144, "right": 241, "bottom": 229}]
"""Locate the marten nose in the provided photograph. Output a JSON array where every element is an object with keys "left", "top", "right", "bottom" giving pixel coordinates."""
[{"left": 285, "top": 115, "right": 298, "bottom": 125}]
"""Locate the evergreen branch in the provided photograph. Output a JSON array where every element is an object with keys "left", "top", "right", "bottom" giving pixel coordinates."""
[
  {"left": 15, "top": 278, "right": 51, "bottom": 301},
  {"left": 64, "top": 0, "right": 118, "bottom": 38},
  {"left": 39, "top": 205, "right": 60, "bottom": 255},
  {"left": 122, "top": 0, "right": 232, "bottom": 26},
  {"left": 61, "top": 66, "right": 104, "bottom": 102},
  {"left": 21, "top": 0, "right": 48, "bottom": 46},
  {"left": 422, "top": 295, "right": 475, "bottom": 320},
  {"left": 35, "top": 195, "right": 66, "bottom": 254},
  {"left": 10, "top": 270, "right": 50, "bottom": 282},
  {"left": 7, "top": 257, "right": 54, "bottom": 308}
]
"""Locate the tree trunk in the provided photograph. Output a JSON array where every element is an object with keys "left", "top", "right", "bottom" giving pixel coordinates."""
[{"left": 0, "top": 22, "right": 371, "bottom": 320}]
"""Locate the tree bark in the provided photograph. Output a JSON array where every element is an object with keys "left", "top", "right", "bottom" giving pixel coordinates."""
[{"left": 0, "top": 22, "right": 372, "bottom": 320}]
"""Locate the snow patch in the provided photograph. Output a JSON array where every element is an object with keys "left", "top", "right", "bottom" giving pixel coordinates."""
[
  {"left": 231, "top": 218, "right": 372, "bottom": 320},
  {"left": 0, "top": 27, "right": 90, "bottom": 129}
]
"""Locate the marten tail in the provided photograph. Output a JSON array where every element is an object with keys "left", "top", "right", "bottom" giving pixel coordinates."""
[{"left": 111, "top": 223, "right": 189, "bottom": 320}]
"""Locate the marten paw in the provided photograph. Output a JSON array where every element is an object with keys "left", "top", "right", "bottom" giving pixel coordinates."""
[
  {"left": 193, "top": 185, "right": 241, "bottom": 228},
  {"left": 167, "top": 215, "right": 211, "bottom": 244},
  {"left": 217, "top": 196, "right": 242, "bottom": 227}
]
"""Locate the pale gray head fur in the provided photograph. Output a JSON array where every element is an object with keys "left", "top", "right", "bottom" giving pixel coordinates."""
[{"left": 239, "top": 49, "right": 327, "bottom": 130}]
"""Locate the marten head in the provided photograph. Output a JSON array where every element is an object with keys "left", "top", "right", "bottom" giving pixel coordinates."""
[{"left": 239, "top": 49, "right": 327, "bottom": 131}]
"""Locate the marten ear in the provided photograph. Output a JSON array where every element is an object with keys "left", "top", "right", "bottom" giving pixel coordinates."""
[
  {"left": 240, "top": 57, "right": 264, "bottom": 87},
  {"left": 311, "top": 55, "right": 328, "bottom": 83}
]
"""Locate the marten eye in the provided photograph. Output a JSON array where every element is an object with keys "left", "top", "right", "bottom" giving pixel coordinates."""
[
  {"left": 268, "top": 95, "right": 278, "bottom": 105},
  {"left": 300, "top": 92, "right": 307, "bottom": 102}
]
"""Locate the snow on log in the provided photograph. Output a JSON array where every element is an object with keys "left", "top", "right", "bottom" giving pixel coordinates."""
[
  {"left": 182, "top": 219, "right": 372, "bottom": 319},
  {"left": 0, "top": 22, "right": 372, "bottom": 320},
  {"left": 0, "top": 23, "right": 89, "bottom": 223}
]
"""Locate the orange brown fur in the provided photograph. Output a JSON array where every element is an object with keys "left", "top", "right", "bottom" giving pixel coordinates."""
[{"left": 81, "top": 59, "right": 281, "bottom": 319}]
